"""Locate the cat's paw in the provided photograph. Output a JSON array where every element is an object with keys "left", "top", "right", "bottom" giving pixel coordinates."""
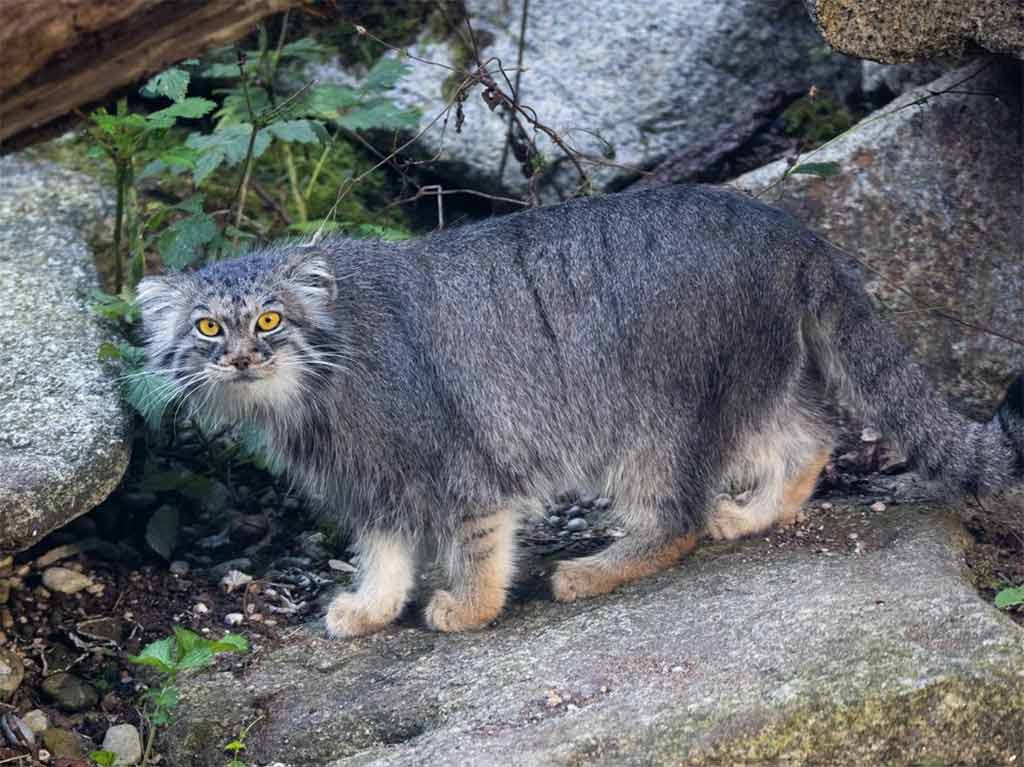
[
  {"left": 550, "top": 560, "right": 619, "bottom": 602},
  {"left": 706, "top": 494, "right": 752, "bottom": 541},
  {"left": 325, "top": 592, "right": 397, "bottom": 638},
  {"left": 423, "top": 589, "right": 503, "bottom": 632}
]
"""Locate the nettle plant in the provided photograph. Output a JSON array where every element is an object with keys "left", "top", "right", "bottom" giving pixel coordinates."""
[{"left": 88, "top": 31, "right": 419, "bottom": 422}]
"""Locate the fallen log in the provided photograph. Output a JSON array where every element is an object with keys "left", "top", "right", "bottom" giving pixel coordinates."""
[{"left": 0, "top": 0, "right": 302, "bottom": 151}]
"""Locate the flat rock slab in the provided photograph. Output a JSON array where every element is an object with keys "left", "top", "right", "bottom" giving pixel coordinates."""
[
  {"left": 167, "top": 505, "right": 1024, "bottom": 766},
  {"left": 0, "top": 155, "right": 131, "bottom": 552},
  {"left": 733, "top": 61, "right": 1024, "bottom": 416}
]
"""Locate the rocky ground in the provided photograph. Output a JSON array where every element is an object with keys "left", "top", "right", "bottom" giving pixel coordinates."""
[{"left": 1, "top": 429, "right": 1021, "bottom": 766}]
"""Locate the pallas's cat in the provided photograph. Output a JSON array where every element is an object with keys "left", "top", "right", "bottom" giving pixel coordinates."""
[{"left": 139, "top": 185, "right": 1024, "bottom": 637}]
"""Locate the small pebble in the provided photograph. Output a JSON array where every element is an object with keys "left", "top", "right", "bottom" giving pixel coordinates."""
[
  {"left": 328, "top": 559, "right": 357, "bottom": 573},
  {"left": 102, "top": 723, "right": 142, "bottom": 766},
  {"left": 594, "top": 497, "right": 612, "bottom": 509},
  {"left": 193, "top": 602, "right": 210, "bottom": 614},
  {"left": 40, "top": 672, "right": 99, "bottom": 712},
  {"left": 547, "top": 515, "right": 562, "bottom": 527},
  {"left": 169, "top": 561, "right": 190, "bottom": 576},
  {"left": 566, "top": 517, "right": 588, "bottom": 533},
  {"left": 41, "top": 567, "right": 94, "bottom": 595},
  {"left": 870, "top": 501, "right": 887, "bottom": 513},
  {"left": 567, "top": 505, "right": 583, "bottom": 518},
  {"left": 23, "top": 709, "right": 49, "bottom": 734},
  {"left": 224, "top": 612, "right": 245, "bottom": 626},
  {"left": 220, "top": 570, "right": 253, "bottom": 592},
  {"left": 819, "top": 502, "right": 833, "bottom": 511}
]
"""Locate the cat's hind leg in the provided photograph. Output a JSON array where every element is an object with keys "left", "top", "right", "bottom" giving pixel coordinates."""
[
  {"left": 707, "top": 439, "right": 831, "bottom": 541},
  {"left": 551, "top": 497, "right": 699, "bottom": 602},
  {"left": 326, "top": 530, "right": 416, "bottom": 638},
  {"left": 425, "top": 507, "right": 519, "bottom": 632}
]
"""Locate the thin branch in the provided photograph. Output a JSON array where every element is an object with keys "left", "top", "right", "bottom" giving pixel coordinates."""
[
  {"left": 497, "top": 0, "right": 530, "bottom": 185},
  {"left": 386, "top": 185, "right": 530, "bottom": 211}
]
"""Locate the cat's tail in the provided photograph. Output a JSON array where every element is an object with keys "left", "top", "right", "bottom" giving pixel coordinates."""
[{"left": 806, "top": 247, "right": 1024, "bottom": 496}]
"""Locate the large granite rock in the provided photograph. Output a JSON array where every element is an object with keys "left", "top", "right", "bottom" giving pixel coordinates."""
[
  {"left": 0, "top": 156, "right": 131, "bottom": 553},
  {"left": 165, "top": 504, "right": 1024, "bottom": 766},
  {"left": 733, "top": 60, "right": 1024, "bottom": 417},
  {"left": 338, "top": 0, "right": 860, "bottom": 196},
  {"left": 803, "top": 0, "right": 1024, "bottom": 63}
]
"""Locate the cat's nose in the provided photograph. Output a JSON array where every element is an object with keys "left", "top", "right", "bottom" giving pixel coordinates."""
[{"left": 227, "top": 351, "right": 264, "bottom": 370}]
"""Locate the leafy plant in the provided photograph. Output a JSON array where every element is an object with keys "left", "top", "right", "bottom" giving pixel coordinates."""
[
  {"left": 129, "top": 628, "right": 249, "bottom": 766},
  {"left": 90, "top": 750, "right": 118, "bottom": 767},
  {"left": 86, "top": 78, "right": 215, "bottom": 293},
  {"left": 224, "top": 716, "right": 263, "bottom": 767},
  {"left": 995, "top": 585, "right": 1024, "bottom": 609}
]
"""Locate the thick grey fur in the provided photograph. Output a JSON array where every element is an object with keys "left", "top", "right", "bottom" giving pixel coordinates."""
[{"left": 138, "top": 185, "right": 1024, "bottom": 592}]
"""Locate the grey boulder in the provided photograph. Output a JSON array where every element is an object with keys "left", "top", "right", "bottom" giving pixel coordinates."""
[
  {"left": 0, "top": 156, "right": 131, "bottom": 552},
  {"left": 732, "top": 60, "right": 1024, "bottom": 416},
  {"left": 338, "top": 0, "right": 860, "bottom": 196},
  {"left": 803, "top": 0, "right": 1024, "bottom": 62},
  {"left": 164, "top": 504, "right": 1024, "bottom": 766}
]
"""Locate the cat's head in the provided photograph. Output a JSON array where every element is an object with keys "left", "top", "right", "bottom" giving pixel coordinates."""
[{"left": 137, "top": 245, "right": 338, "bottom": 420}]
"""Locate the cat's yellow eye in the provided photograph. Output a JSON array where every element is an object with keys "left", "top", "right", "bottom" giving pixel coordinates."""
[
  {"left": 196, "top": 318, "right": 222, "bottom": 337},
  {"left": 256, "top": 311, "right": 282, "bottom": 332}
]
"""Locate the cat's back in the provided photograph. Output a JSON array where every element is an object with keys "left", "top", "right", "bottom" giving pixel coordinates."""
[{"left": 391, "top": 184, "right": 822, "bottom": 294}]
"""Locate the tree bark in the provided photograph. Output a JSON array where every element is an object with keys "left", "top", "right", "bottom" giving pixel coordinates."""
[{"left": 0, "top": 0, "right": 302, "bottom": 150}]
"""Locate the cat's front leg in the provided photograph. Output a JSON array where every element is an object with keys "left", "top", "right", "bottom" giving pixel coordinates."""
[
  {"left": 325, "top": 530, "right": 416, "bottom": 638},
  {"left": 424, "top": 507, "right": 519, "bottom": 632}
]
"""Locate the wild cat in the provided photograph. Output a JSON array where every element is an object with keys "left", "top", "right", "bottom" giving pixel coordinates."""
[{"left": 138, "top": 185, "right": 1024, "bottom": 637}]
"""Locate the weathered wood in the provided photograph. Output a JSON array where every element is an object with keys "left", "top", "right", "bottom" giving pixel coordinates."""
[{"left": 0, "top": 0, "right": 302, "bottom": 150}]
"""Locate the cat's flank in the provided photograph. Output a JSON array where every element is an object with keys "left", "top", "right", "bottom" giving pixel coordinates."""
[{"left": 138, "top": 185, "right": 1024, "bottom": 637}]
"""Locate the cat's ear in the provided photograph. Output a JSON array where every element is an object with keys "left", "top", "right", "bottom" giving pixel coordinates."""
[
  {"left": 136, "top": 273, "right": 188, "bottom": 337},
  {"left": 281, "top": 247, "right": 337, "bottom": 302}
]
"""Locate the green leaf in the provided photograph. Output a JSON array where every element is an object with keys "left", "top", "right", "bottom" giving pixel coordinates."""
[
  {"left": 147, "top": 685, "right": 180, "bottom": 723},
  {"left": 142, "top": 68, "right": 191, "bottom": 103},
  {"left": 158, "top": 209, "right": 218, "bottom": 270},
  {"left": 129, "top": 636, "right": 176, "bottom": 672},
  {"left": 210, "top": 633, "right": 250, "bottom": 654},
  {"left": 306, "top": 85, "right": 360, "bottom": 119},
  {"left": 187, "top": 124, "right": 269, "bottom": 166},
  {"left": 995, "top": 586, "right": 1024, "bottom": 609},
  {"left": 215, "top": 86, "right": 272, "bottom": 126},
  {"left": 146, "top": 505, "right": 179, "bottom": 561},
  {"left": 337, "top": 100, "right": 420, "bottom": 132},
  {"left": 280, "top": 37, "right": 329, "bottom": 62},
  {"left": 790, "top": 161, "right": 841, "bottom": 178},
  {"left": 89, "top": 749, "right": 118, "bottom": 767},
  {"left": 224, "top": 740, "right": 245, "bottom": 752},
  {"left": 176, "top": 645, "right": 215, "bottom": 671},
  {"left": 159, "top": 145, "right": 201, "bottom": 170},
  {"left": 200, "top": 58, "right": 259, "bottom": 79},
  {"left": 98, "top": 342, "right": 123, "bottom": 362},
  {"left": 353, "top": 223, "right": 411, "bottom": 241},
  {"left": 361, "top": 57, "right": 409, "bottom": 93},
  {"left": 264, "top": 119, "right": 322, "bottom": 144},
  {"left": 172, "top": 626, "right": 202, "bottom": 656},
  {"left": 148, "top": 97, "right": 217, "bottom": 128},
  {"left": 90, "top": 289, "right": 140, "bottom": 324}
]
